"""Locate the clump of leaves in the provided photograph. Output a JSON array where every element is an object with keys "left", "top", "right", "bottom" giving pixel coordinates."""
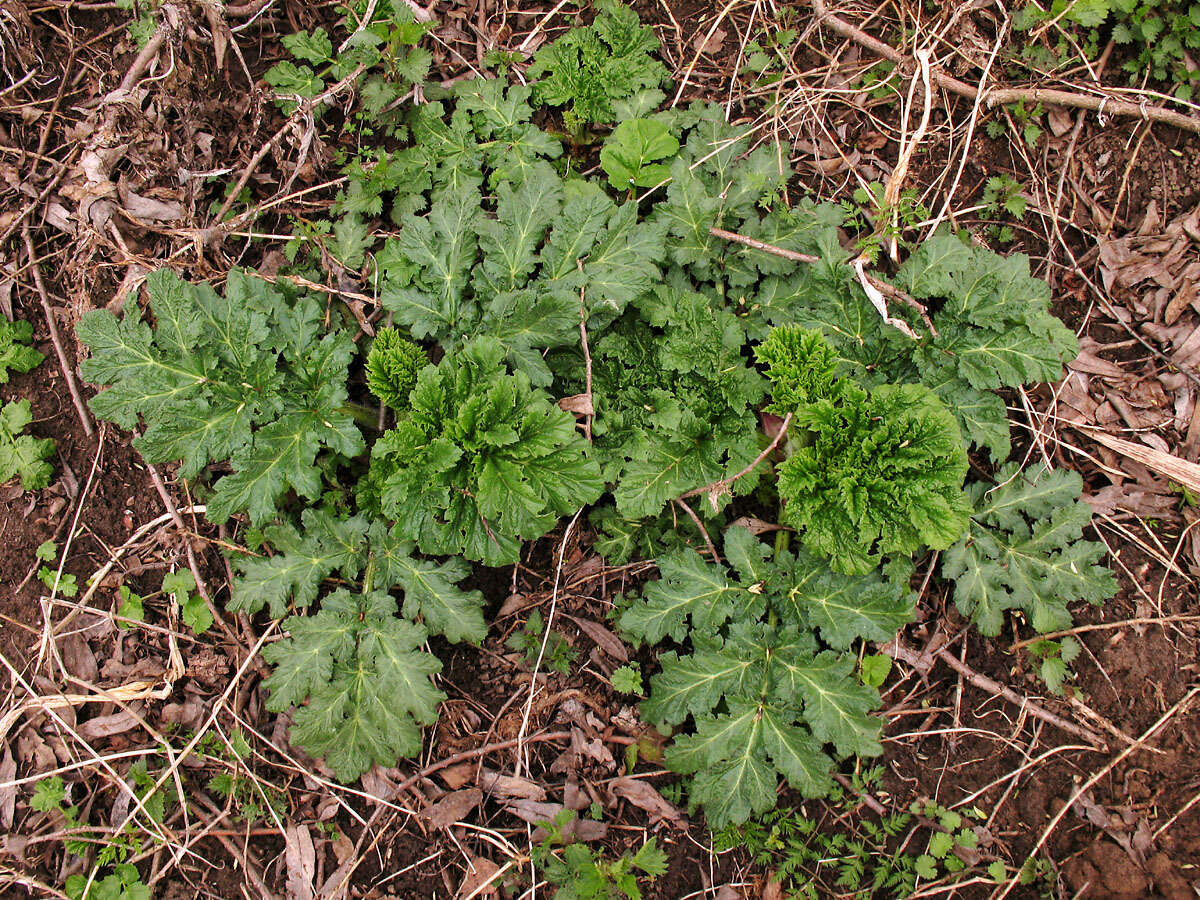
[
  {"left": 761, "top": 327, "right": 970, "bottom": 575},
  {"left": 366, "top": 326, "right": 427, "bottom": 411},
  {"left": 534, "top": 810, "right": 668, "bottom": 899},
  {"left": 714, "top": 784, "right": 985, "bottom": 898},
  {"left": 236, "top": 511, "right": 485, "bottom": 779},
  {"left": 587, "top": 288, "right": 766, "bottom": 519},
  {"left": 1018, "top": 0, "right": 1200, "bottom": 98},
  {"left": 0, "top": 317, "right": 43, "bottom": 382},
  {"left": 944, "top": 463, "right": 1117, "bottom": 637},
  {"left": 368, "top": 337, "right": 604, "bottom": 565},
  {"left": 621, "top": 526, "right": 912, "bottom": 828},
  {"left": 527, "top": 0, "right": 670, "bottom": 133},
  {"left": 77, "top": 269, "right": 363, "bottom": 526},
  {"left": 1, "top": 398, "right": 55, "bottom": 490},
  {"left": 265, "top": 0, "right": 433, "bottom": 117}
]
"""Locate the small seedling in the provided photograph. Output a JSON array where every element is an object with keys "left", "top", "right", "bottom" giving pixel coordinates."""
[
  {"left": 0, "top": 317, "right": 43, "bottom": 383},
  {"left": 508, "top": 610, "right": 576, "bottom": 675},
  {"left": 534, "top": 810, "right": 668, "bottom": 899},
  {"left": 1, "top": 399, "right": 55, "bottom": 490},
  {"left": 610, "top": 663, "right": 643, "bottom": 695},
  {"left": 163, "top": 570, "right": 211, "bottom": 635}
]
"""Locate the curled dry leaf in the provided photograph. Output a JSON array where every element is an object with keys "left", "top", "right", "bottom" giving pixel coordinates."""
[
  {"left": 609, "top": 776, "right": 687, "bottom": 829},
  {"left": 565, "top": 615, "right": 628, "bottom": 662}
]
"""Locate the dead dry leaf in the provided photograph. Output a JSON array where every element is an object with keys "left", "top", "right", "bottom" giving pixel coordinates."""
[
  {"left": 477, "top": 768, "right": 546, "bottom": 801},
  {"left": 456, "top": 857, "right": 502, "bottom": 899},
  {"left": 609, "top": 776, "right": 686, "bottom": 829},
  {"left": 420, "top": 788, "right": 482, "bottom": 830},
  {"left": 564, "top": 615, "right": 628, "bottom": 662},
  {"left": 0, "top": 745, "right": 15, "bottom": 830},
  {"left": 285, "top": 825, "right": 317, "bottom": 900}
]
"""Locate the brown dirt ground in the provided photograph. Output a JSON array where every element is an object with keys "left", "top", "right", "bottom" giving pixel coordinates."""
[{"left": 3, "top": 1, "right": 1200, "bottom": 899}]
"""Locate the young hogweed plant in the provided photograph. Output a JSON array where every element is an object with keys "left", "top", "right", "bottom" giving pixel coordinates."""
[{"left": 77, "top": 2, "right": 1113, "bottom": 821}]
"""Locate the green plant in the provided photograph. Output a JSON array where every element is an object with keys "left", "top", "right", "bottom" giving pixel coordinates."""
[
  {"left": 0, "top": 317, "right": 43, "bottom": 382},
  {"left": 620, "top": 525, "right": 912, "bottom": 828},
  {"left": 265, "top": 1, "right": 433, "bottom": 116},
  {"left": 1026, "top": 637, "right": 1082, "bottom": 693},
  {"left": 1018, "top": 0, "right": 1200, "bottom": 98},
  {"left": 760, "top": 328, "right": 971, "bottom": 575},
  {"left": 600, "top": 119, "right": 679, "bottom": 189},
  {"left": 1, "top": 398, "right": 54, "bottom": 490},
  {"left": 366, "top": 327, "right": 427, "bottom": 411},
  {"left": 115, "top": 0, "right": 157, "bottom": 50},
  {"left": 368, "top": 336, "right": 603, "bottom": 565},
  {"left": 79, "top": 21, "right": 1105, "bottom": 795},
  {"left": 164, "top": 570, "right": 211, "bottom": 635},
  {"left": 715, "top": 788, "right": 986, "bottom": 898},
  {"left": 508, "top": 609, "right": 578, "bottom": 674},
  {"left": 231, "top": 511, "right": 484, "bottom": 779},
  {"left": 33, "top": 762, "right": 169, "bottom": 900},
  {"left": 982, "top": 174, "right": 1027, "bottom": 245},
  {"left": 611, "top": 663, "right": 643, "bottom": 694},
  {"left": 944, "top": 463, "right": 1117, "bottom": 637},
  {"left": 77, "top": 269, "right": 364, "bottom": 527},
  {"left": 534, "top": 810, "right": 668, "bottom": 899},
  {"left": 204, "top": 729, "right": 287, "bottom": 822},
  {"left": 985, "top": 100, "right": 1044, "bottom": 148},
  {"left": 527, "top": 0, "right": 669, "bottom": 135},
  {"left": 840, "top": 181, "right": 931, "bottom": 260}
]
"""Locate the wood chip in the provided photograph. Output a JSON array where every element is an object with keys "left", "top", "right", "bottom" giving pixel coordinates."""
[{"left": 1089, "top": 431, "right": 1200, "bottom": 495}]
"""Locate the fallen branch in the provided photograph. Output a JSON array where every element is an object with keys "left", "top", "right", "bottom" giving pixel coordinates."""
[
  {"left": 709, "top": 226, "right": 937, "bottom": 335},
  {"left": 680, "top": 412, "right": 793, "bottom": 510},
  {"left": 21, "top": 226, "right": 95, "bottom": 438},
  {"left": 809, "top": 0, "right": 1200, "bottom": 135},
  {"left": 888, "top": 637, "right": 1108, "bottom": 749}
]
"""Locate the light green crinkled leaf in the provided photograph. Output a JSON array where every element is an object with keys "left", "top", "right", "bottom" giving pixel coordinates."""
[
  {"left": 0, "top": 318, "right": 43, "bottom": 383},
  {"left": 600, "top": 118, "right": 679, "bottom": 189},
  {"left": 942, "top": 463, "right": 1117, "bottom": 637},
  {"left": 263, "top": 590, "right": 444, "bottom": 781},
  {"left": 773, "top": 361, "right": 970, "bottom": 574},
  {"left": 371, "top": 337, "right": 603, "bottom": 565},
  {"left": 0, "top": 399, "right": 55, "bottom": 490},
  {"left": 367, "top": 521, "right": 486, "bottom": 644}
]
